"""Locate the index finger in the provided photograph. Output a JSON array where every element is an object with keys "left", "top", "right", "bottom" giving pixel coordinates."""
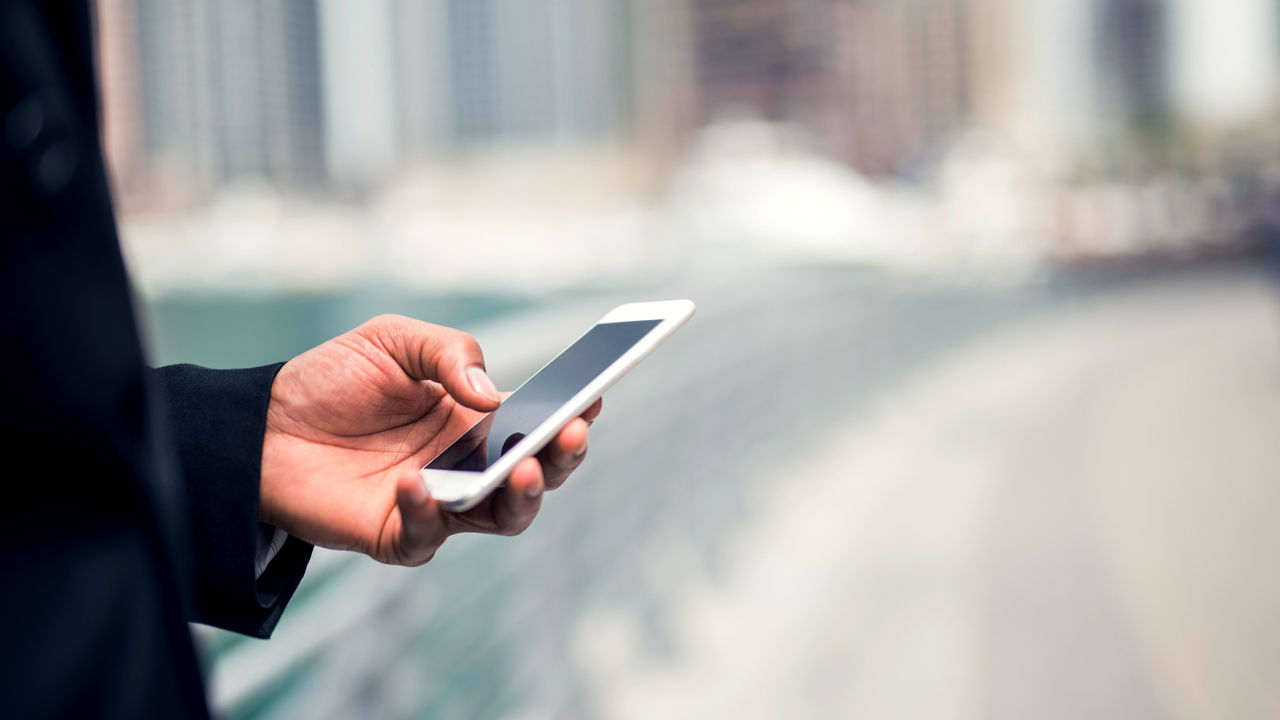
[{"left": 356, "top": 314, "right": 501, "bottom": 412}]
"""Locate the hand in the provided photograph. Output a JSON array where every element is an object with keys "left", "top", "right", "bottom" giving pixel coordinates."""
[{"left": 259, "top": 314, "right": 601, "bottom": 566}]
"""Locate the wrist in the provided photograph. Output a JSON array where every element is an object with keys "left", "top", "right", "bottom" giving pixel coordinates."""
[{"left": 259, "top": 366, "right": 295, "bottom": 528}]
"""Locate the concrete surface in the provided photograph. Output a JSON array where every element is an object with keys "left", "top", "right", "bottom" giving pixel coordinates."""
[{"left": 573, "top": 272, "right": 1280, "bottom": 720}]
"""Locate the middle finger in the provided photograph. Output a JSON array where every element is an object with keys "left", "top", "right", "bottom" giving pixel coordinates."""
[{"left": 539, "top": 417, "right": 589, "bottom": 491}]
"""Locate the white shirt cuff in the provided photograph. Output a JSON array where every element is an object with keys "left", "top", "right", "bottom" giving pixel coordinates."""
[{"left": 254, "top": 523, "right": 290, "bottom": 579}]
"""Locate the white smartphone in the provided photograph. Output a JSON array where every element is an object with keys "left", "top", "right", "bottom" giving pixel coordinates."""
[{"left": 420, "top": 299, "right": 695, "bottom": 512}]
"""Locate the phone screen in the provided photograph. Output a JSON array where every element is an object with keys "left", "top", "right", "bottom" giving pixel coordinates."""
[{"left": 425, "top": 319, "right": 660, "bottom": 473}]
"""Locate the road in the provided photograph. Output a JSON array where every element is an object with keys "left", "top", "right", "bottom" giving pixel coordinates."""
[{"left": 576, "top": 267, "right": 1280, "bottom": 720}]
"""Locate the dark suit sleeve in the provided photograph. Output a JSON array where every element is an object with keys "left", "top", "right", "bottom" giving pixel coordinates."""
[{"left": 151, "top": 363, "right": 313, "bottom": 638}]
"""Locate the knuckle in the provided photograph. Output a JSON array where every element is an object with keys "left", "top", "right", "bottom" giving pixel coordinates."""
[
  {"left": 503, "top": 510, "right": 536, "bottom": 537},
  {"left": 457, "top": 332, "right": 484, "bottom": 359},
  {"left": 553, "top": 450, "right": 583, "bottom": 476},
  {"left": 367, "top": 313, "right": 408, "bottom": 330},
  {"left": 433, "top": 329, "right": 483, "bottom": 366},
  {"left": 359, "top": 314, "right": 411, "bottom": 348}
]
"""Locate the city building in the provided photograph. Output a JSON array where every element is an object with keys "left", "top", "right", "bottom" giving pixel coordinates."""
[
  {"left": 684, "top": 0, "right": 979, "bottom": 177},
  {"left": 95, "top": 0, "right": 149, "bottom": 211},
  {"left": 98, "top": 0, "right": 327, "bottom": 205},
  {"left": 835, "top": 0, "right": 974, "bottom": 176},
  {"left": 1095, "top": 0, "right": 1170, "bottom": 129},
  {"left": 687, "top": 0, "right": 840, "bottom": 129},
  {"left": 441, "top": 0, "right": 629, "bottom": 145}
]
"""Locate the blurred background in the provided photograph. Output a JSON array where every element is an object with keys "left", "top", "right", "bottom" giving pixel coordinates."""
[{"left": 94, "top": 0, "right": 1280, "bottom": 717}]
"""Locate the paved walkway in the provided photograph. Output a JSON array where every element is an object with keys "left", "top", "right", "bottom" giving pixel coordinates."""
[{"left": 574, "top": 271, "right": 1280, "bottom": 719}]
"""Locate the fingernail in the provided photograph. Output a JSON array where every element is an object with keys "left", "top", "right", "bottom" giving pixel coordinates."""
[
  {"left": 467, "top": 366, "right": 500, "bottom": 402},
  {"left": 525, "top": 481, "right": 543, "bottom": 499},
  {"left": 573, "top": 444, "right": 587, "bottom": 459}
]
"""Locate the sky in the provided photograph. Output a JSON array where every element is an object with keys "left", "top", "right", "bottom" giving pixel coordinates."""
[{"left": 1169, "top": 0, "right": 1279, "bottom": 127}]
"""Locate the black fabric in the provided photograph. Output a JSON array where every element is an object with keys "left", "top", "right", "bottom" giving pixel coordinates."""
[
  {"left": 0, "top": 1, "right": 312, "bottom": 716},
  {"left": 154, "top": 363, "right": 314, "bottom": 638}
]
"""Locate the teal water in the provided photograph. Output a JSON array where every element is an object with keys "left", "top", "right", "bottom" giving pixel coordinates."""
[{"left": 139, "top": 288, "right": 543, "bottom": 369}]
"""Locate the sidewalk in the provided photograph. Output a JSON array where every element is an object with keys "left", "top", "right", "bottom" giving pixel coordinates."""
[{"left": 574, "top": 270, "right": 1280, "bottom": 719}]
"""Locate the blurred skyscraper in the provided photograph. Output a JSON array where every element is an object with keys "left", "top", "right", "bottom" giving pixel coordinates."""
[
  {"left": 1095, "top": 0, "right": 1170, "bottom": 129},
  {"left": 443, "top": 0, "right": 627, "bottom": 144},
  {"left": 99, "top": 0, "right": 642, "bottom": 199},
  {"left": 320, "top": 0, "right": 634, "bottom": 191},
  {"left": 688, "top": 0, "right": 837, "bottom": 125},
  {"left": 687, "top": 0, "right": 977, "bottom": 177},
  {"left": 128, "top": 0, "right": 326, "bottom": 197},
  {"left": 388, "top": 0, "right": 452, "bottom": 161},
  {"left": 837, "top": 0, "right": 973, "bottom": 176},
  {"left": 96, "top": 0, "right": 1032, "bottom": 200},
  {"left": 95, "top": 0, "right": 1280, "bottom": 211},
  {"left": 96, "top": 0, "right": 149, "bottom": 210}
]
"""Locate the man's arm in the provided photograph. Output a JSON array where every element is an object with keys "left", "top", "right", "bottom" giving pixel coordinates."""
[{"left": 151, "top": 363, "right": 313, "bottom": 639}]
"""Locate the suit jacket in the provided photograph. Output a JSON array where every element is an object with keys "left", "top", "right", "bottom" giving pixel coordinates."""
[{"left": 0, "top": 2, "right": 312, "bottom": 716}]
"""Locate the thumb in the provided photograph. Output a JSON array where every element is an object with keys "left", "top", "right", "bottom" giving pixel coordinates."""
[{"left": 359, "top": 314, "right": 501, "bottom": 411}]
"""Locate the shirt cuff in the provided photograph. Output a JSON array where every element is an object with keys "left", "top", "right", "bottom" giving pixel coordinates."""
[{"left": 254, "top": 524, "right": 290, "bottom": 579}]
